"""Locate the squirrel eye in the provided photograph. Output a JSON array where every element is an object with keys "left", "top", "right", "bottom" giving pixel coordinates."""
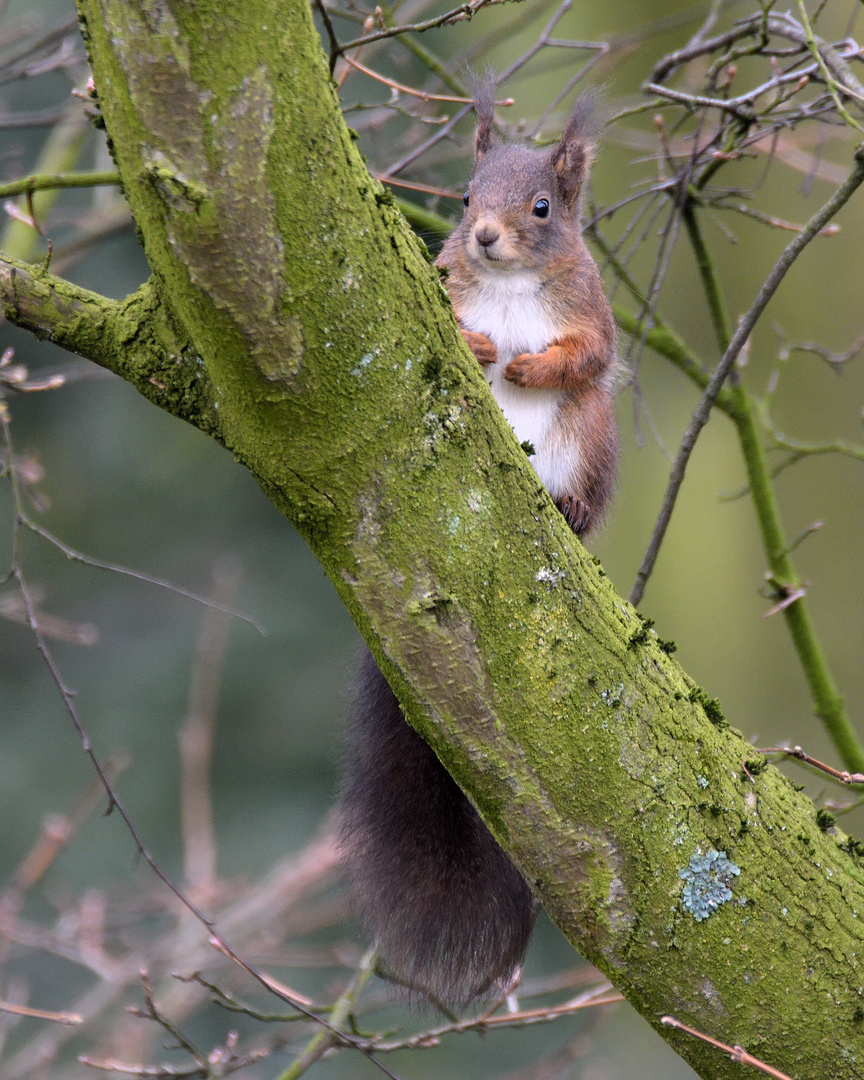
[
  {"left": 463, "top": 191, "right": 470, "bottom": 207},
  {"left": 532, "top": 198, "right": 550, "bottom": 219}
]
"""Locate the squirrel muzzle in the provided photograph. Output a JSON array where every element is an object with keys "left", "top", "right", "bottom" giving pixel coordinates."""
[{"left": 470, "top": 217, "right": 520, "bottom": 265}]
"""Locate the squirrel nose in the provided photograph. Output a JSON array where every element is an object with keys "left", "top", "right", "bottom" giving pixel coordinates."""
[{"left": 474, "top": 224, "right": 500, "bottom": 248}]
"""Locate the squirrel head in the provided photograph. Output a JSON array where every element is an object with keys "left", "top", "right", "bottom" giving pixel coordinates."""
[{"left": 456, "top": 79, "right": 599, "bottom": 274}]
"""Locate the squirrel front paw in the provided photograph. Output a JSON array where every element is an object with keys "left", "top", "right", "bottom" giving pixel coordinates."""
[
  {"left": 460, "top": 329, "right": 498, "bottom": 366},
  {"left": 504, "top": 352, "right": 545, "bottom": 387}
]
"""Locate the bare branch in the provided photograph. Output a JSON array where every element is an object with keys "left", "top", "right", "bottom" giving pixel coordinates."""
[
  {"left": 0, "top": 170, "right": 120, "bottom": 199},
  {"left": 629, "top": 148, "right": 864, "bottom": 607},
  {"left": 758, "top": 745, "right": 864, "bottom": 786},
  {"left": 336, "top": 0, "right": 514, "bottom": 53},
  {"left": 661, "top": 1016, "right": 794, "bottom": 1080},
  {"left": 180, "top": 562, "right": 241, "bottom": 899},
  {"left": 0, "top": 1001, "right": 81, "bottom": 1026}
]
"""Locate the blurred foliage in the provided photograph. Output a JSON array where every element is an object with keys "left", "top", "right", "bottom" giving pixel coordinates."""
[{"left": 2, "top": 0, "right": 864, "bottom": 1076}]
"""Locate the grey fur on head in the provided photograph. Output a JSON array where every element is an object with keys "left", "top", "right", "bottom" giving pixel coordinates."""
[
  {"left": 469, "top": 70, "right": 498, "bottom": 162},
  {"left": 468, "top": 71, "right": 604, "bottom": 176}
]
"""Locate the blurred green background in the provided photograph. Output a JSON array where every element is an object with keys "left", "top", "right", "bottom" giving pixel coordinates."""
[{"left": 2, "top": 0, "right": 863, "bottom": 1076}]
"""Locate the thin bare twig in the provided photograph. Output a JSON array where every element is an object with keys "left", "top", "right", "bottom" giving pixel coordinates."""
[
  {"left": 341, "top": 55, "right": 513, "bottom": 106},
  {"left": 312, "top": 0, "right": 340, "bottom": 74},
  {"left": 758, "top": 745, "right": 864, "bottom": 786},
  {"left": 336, "top": 0, "right": 509, "bottom": 53},
  {"left": 365, "top": 981, "right": 623, "bottom": 1053},
  {"left": 371, "top": 172, "right": 461, "bottom": 199},
  {"left": 22, "top": 520, "right": 264, "bottom": 633},
  {"left": 129, "top": 972, "right": 209, "bottom": 1071},
  {"left": 0, "top": 1001, "right": 81, "bottom": 1025},
  {"left": 661, "top": 1016, "right": 794, "bottom": 1080}
]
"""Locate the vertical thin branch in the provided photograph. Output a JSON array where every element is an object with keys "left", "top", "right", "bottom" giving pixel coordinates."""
[
  {"left": 679, "top": 196, "right": 864, "bottom": 774},
  {"left": 731, "top": 384, "right": 862, "bottom": 771},
  {"left": 312, "top": 0, "right": 340, "bottom": 74},
  {"left": 682, "top": 201, "right": 731, "bottom": 353},
  {"left": 179, "top": 559, "right": 241, "bottom": 900},
  {"left": 275, "top": 949, "right": 378, "bottom": 1080},
  {"left": 629, "top": 147, "right": 864, "bottom": 608}
]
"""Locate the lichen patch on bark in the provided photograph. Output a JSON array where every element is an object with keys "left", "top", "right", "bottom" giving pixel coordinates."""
[{"left": 98, "top": 2, "right": 303, "bottom": 388}]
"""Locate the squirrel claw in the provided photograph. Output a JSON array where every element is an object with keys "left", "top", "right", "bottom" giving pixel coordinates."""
[
  {"left": 460, "top": 328, "right": 498, "bottom": 366},
  {"left": 557, "top": 495, "right": 592, "bottom": 536}
]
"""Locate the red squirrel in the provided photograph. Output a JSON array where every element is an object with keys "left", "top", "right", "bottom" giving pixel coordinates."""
[
  {"left": 438, "top": 82, "right": 618, "bottom": 535},
  {"left": 338, "top": 83, "right": 618, "bottom": 1006}
]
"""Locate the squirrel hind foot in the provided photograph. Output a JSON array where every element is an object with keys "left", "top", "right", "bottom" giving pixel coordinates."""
[
  {"left": 338, "top": 650, "right": 537, "bottom": 1009},
  {"left": 557, "top": 495, "right": 592, "bottom": 536}
]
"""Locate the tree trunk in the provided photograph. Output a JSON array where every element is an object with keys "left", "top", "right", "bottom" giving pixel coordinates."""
[{"left": 1, "top": 1, "right": 862, "bottom": 1076}]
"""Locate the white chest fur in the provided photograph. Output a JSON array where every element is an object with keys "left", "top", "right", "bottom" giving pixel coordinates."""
[
  {"left": 458, "top": 271, "right": 570, "bottom": 494},
  {"left": 459, "top": 271, "right": 555, "bottom": 358}
]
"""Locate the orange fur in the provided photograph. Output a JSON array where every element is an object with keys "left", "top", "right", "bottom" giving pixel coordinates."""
[
  {"left": 460, "top": 327, "right": 498, "bottom": 365},
  {"left": 504, "top": 324, "right": 613, "bottom": 389}
]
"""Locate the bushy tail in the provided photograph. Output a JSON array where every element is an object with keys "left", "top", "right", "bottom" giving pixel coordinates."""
[{"left": 337, "top": 650, "right": 536, "bottom": 1006}]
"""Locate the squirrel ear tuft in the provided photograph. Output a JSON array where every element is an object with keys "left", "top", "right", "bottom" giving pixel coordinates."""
[
  {"left": 469, "top": 70, "right": 498, "bottom": 163},
  {"left": 551, "top": 90, "right": 602, "bottom": 208}
]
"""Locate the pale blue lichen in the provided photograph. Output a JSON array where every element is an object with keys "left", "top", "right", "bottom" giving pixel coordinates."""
[
  {"left": 350, "top": 351, "right": 376, "bottom": 376},
  {"left": 680, "top": 849, "right": 741, "bottom": 921},
  {"left": 696, "top": 775, "right": 709, "bottom": 789},
  {"left": 536, "top": 567, "right": 566, "bottom": 586},
  {"left": 601, "top": 683, "right": 624, "bottom": 707}
]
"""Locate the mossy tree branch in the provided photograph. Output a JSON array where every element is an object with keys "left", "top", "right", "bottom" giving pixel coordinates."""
[
  {"left": 0, "top": 2, "right": 863, "bottom": 1077},
  {"left": 0, "top": 259, "right": 220, "bottom": 436},
  {"left": 0, "top": 170, "right": 120, "bottom": 201}
]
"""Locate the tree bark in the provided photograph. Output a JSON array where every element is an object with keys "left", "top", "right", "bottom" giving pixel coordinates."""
[{"left": 1, "top": 2, "right": 863, "bottom": 1076}]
